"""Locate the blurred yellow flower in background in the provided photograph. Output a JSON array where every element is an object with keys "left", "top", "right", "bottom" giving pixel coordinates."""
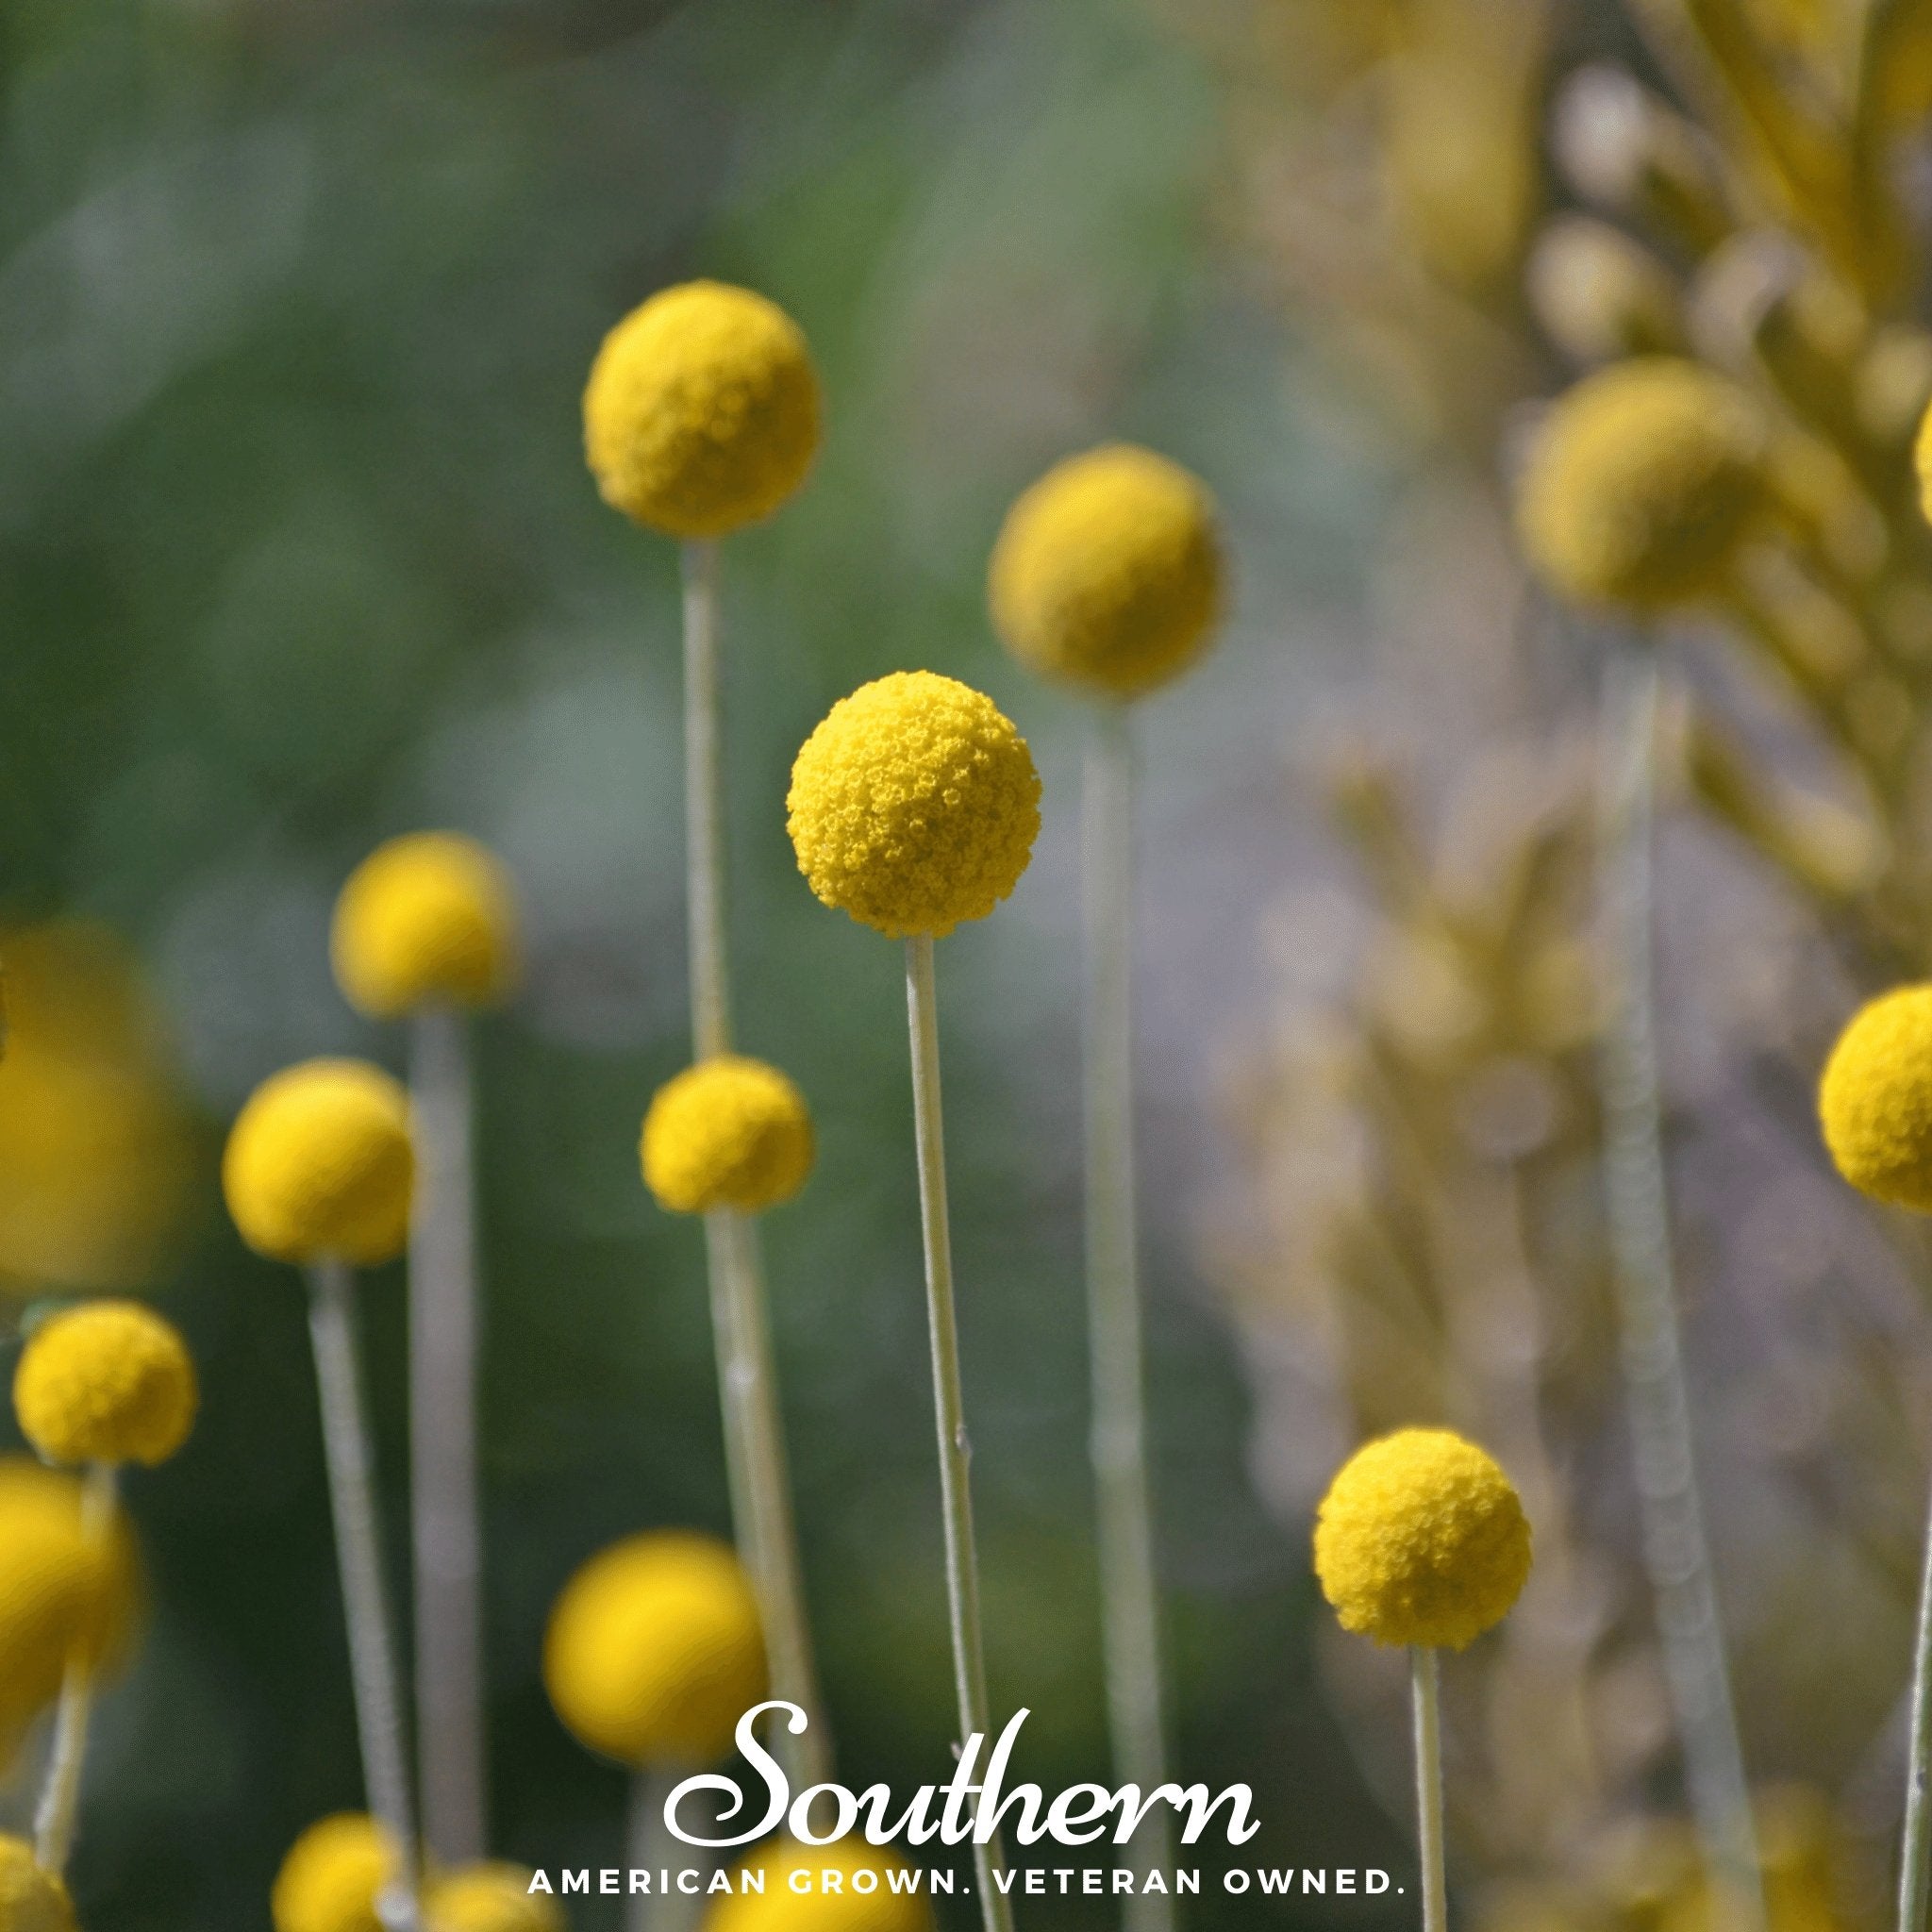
[
  {"left": 14, "top": 1300, "right": 198, "bottom": 1469},
  {"left": 424, "top": 1864, "right": 562, "bottom": 1932},
  {"left": 641, "top": 1057, "right": 815, "bottom": 1215},
  {"left": 270, "top": 1814, "right": 392, "bottom": 1932},
  {"left": 0, "top": 1833, "right": 77, "bottom": 1932},
  {"left": 0, "top": 922, "right": 192, "bottom": 1299},
  {"left": 704, "top": 1838, "right": 932, "bottom": 1932}
]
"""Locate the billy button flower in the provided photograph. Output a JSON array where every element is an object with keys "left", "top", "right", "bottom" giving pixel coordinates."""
[
  {"left": 0, "top": 1832, "right": 77, "bottom": 1932},
  {"left": 642, "top": 1058, "right": 814, "bottom": 1214},
  {"left": 788, "top": 671, "right": 1041, "bottom": 1932},
  {"left": 422, "top": 1866, "right": 562, "bottom": 1932},
  {"left": 990, "top": 444, "right": 1223, "bottom": 1932},
  {"left": 705, "top": 1838, "right": 932, "bottom": 1932},
  {"left": 584, "top": 279, "right": 828, "bottom": 1785},
  {"left": 12, "top": 1301, "right": 195, "bottom": 1874},
  {"left": 333, "top": 834, "right": 522, "bottom": 1872},
  {"left": 225, "top": 1063, "right": 422, "bottom": 1932},
  {"left": 1819, "top": 986, "right": 1932, "bottom": 1932},
  {"left": 274, "top": 1822, "right": 564, "bottom": 1932},
  {"left": 1315, "top": 1430, "right": 1531, "bottom": 1932}
]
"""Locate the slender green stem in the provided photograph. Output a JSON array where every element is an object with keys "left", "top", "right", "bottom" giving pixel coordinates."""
[
  {"left": 1410, "top": 1649, "right": 1446, "bottom": 1932},
  {"left": 1598, "top": 656, "right": 1763, "bottom": 1932},
  {"left": 904, "top": 935, "right": 1014, "bottom": 1932},
  {"left": 408, "top": 1003, "right": 486, "bottom": 1867},
  {"left": 33, "top": 1461, "right": 116, "bottom": 1873},
  {"left": 308, "top": 1258, "right": 423, "bottom": 1932},
  {"left": 629, "top": 1767, "right": 707, "bottom": 1932},
  {"left": 679, "top": 536, "right": 827, "bottom": 1774},
  {"left": 705, "top": 1208, "right": 829, "bottom": 1789},
  {"left": 1082, "top": 703, "right": 1174, "bottom": 1929},
  {"left": 1898, "top": 1474, "right": 1932, "bottom": 1932},
  {"left": 684, "top": 539, "right": 730, "bottom": 1061}
]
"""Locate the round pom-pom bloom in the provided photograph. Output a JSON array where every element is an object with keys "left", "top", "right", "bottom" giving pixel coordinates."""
[
  {"left": 223, "top": 1061, "right": 414, "bottom": 1266},
  {"left": 1916, "top": 399, "right": 1932, "bottom": 533},
  {"left": 584, "top": 281, "right": 821, "bottom": 539},
  {"left": 1515, "top": 357, "right": 1769, "bottom": 610},
  {"left": 705, "top": 1839, "right": 932, "bottom": 1932},
  {"left": 331, "top": 833, "right": 519, "bottom": 1020},
  {"left": 0, "top": 1457, "right": 139, "bottom": 1762},
  {"left": 1313, "top": 1428, "right": 1531, "bottom": 1650},
  {"left": 787, "top": 673, "right": 1041, "bottom": 939},
  {"left": 0, "top": 1835, "right": 76, "bottom": 1932},
  {"left": 544, "top": 1530, "right": 765, "bottom": 1769},
  {"left": 271, "top": 1815, "right": 393, "bottom": 1932},
  {"left": 1819, "top": 985, "right": 1932, "bottom": 1211},
  {"left": 425, "top": 1865, "right": 563, "bottom": 1932},
  {"left": 642, "top": 1058, "right": 814, "bottom": 1215},
  {"left": 989, "top": 444, "right": 1224, "bottom": 699},
  {"left": 14, "top": 1299, "right": 197, "bottom": 1468}
]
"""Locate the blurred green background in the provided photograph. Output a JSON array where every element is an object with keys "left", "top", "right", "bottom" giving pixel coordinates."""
[{"left": 0, "top": 0, "right": 1408, "bottom": 1925}]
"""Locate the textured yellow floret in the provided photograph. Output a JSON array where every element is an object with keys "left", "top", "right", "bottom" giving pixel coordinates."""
[
  {"left": 990, "top": 444, "right": 1224, "bottom": 699},
  {"left": 544, "top": 1530, "right": 765, "bottom": 1768},
  {"left": 1819, "top": 985, "right": 1932, "bottom": 1211},
  {"left": 787, "top": 673, "right": 1041, "bottom": 939},
  {"left": 1313, "top": 1428, "right": 1531, "bottom": 1649},
  {"left": 271, "top": 1815, "right": 393, "bottom": 1932},
  {"left": 425, "top": 1864, "right": 561, "bottom": 1932},
  {"left": 705, "top": 1839, "right": 932, "bottom": 1932},
  {"left": 223, "top": 1061, "right": 414, "bottom": 1266},
  {"left": 0, "top": 1835, "right": 76, "bottom": 1932},
  {"left": 584, "top": 281, "right": 821, "bottom": 539},
  {"left": 331, "top": 833, "right": 519, "bottom": 1020},
  {"left": 15, "top": 1300, "right": 197, "bottom": 1468},
  {"left": 0, "top": 1457, "right": 139, "bottom": 1764},
  {"left": 1515, "top": 357, "right": 1768, "bottom": 609},
  {"left": 642, "top": 1057, "right": 814, "bottom": 1214}
]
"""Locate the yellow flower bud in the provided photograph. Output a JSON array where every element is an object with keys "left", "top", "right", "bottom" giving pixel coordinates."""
[
  {"left": 1914, "top": 394, "right": 1932, "bottom": 528},
  {"left": 584, "top": 281, "right": 821, "bottom": 539},
  {"left": 0, "top": 1834, "right": 77, "bottom": 1932},
  {"left": 787, "top": 672, "right": 1041, "bottom": 939},
  {"left": 425, "top": 1865, "right": 563, "bottom": 1932},
  {"left": 1516, "top": 357, "right": 1768, "bottom": 610},
  {"left": 271, "top": 1815, "right": 393, "bottom": 1932},
  {"left": 705, "top": 1839, "right": 933, "bottom": 1932},
  {"left": 1313, "top": 1428, "right": 1531, "bottom": 1650},
  {"left": 642, "top": 1057, "right": 813, "bottom": 1215},
  {"left": 223, "top": 1061, "right": 414, "bottom": 1267},
  {"left": 1819, "top": 985, "right": 1932, "bottom": 1211},
  {"left": 331, "top": 833, "right": 519, "bottom": 1020},
  {"left": 990, "top": 444, "right": 1223, "bottom": 699},
  {"left": 0, "top": 1457, "right": 139, "bottom": 1764},
  {"left": 14, "top": 1299, "right": 197, "bottom": 1468},
  {"left": 544, "top": 1530, "right": 764, "bottom": 1769}
]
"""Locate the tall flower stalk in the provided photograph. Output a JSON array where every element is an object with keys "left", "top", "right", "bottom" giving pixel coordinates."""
[
  {"left": 989, "top": 442, "right": 1224, "bottom": 1919},
  {"left": 33, "top": 1461, "right": 115, "bottom": 1874},
  {"left": 332, "top": 828, "right": 522, "bottom": 1867},
  {"left": 1597, "top": 655, "right": 1763, "bottom": 1932},
  {"left": 584, "top": 281, "right": 827, "bottom": 1781},
  {"left": 787, "top": 670, "right": 1042, "bottom": 1932}
]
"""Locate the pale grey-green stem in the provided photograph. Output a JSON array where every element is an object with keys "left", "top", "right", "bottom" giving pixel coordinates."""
[
  {"left": 1598, "top": 652, "right": 1762, "bottom": 1932},
  {"left": 1411, "top": 1648, "right": 1445, "bottom": 1932},
  {"left": 1898, "top": 1502, "right": 1932, "bottom": 1932},
  {"left": 628, "top": 1766, "right": 708, "bottom": 1932},
  {"left": 33, "top": 1461, "right": 116, "bottom": 1873},
  {"left": 680, "top": 536, "right": 825, "bottom": 1789},
  {"left": 904, "top": 933, "right": 1015, "bottom": 1932},
  {"left": 1082, "top": 700, "right": 1174, "bottom": 1931},
  {"left": 409, "top": 1001, "right": 487, "bottom": 1866},
  {"left": 308, "top": 1257, "right": 423, "bottom": 1932}
]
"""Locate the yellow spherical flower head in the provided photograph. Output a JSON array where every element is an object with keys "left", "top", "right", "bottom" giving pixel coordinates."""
[
  {"left": 990, "top": 444, "right": 1224, "bottom": 699},
  {"left": 1515, "top": 357, "right": 1769, "bottom": 610},
  {"left": 224, "top": 1060, "right": 414, "bottom": 1266},
  {"left": 1313, "top": 1428, "right": 1531, "bottom": 1650},
  {"left": 706, "top": 1839, "right": 933, "bottom": 1932},
  {"left": 544, "top": 1529, "right": 765, "bottom": 1768},
  {"left": 1819, "top": 985, "right": 1932, "bottom": 1211},
  {"left": 642, "top": 1057, "right": 814, "bottom": 1215},
  {"left": 787, "top": 672, "right": 1041, "bottom": 940},
  {"left": 15, "top": 1299, "right": 196, "bottom": 1468},
  {"left": 1916, "top": 397, "right": 1932, "bottom": 529},
  {"left": 331, "top": 833, "right": 519, "bottom": 1020},
  {"left": 272, "top": 1814, "right": 394, "bottom": 1932},
  {"left": 425, "top": 1865, "right": 563, "bottom": 1932},
  {"left": 0, "top": 1835, "right": 76, "bottom": 1932},
  {"left": 585, "top": 281, "right": 821, "bottom": 539},
  {"left": 0, "top": 1458, "right": 139, "bottom": 1765}
]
